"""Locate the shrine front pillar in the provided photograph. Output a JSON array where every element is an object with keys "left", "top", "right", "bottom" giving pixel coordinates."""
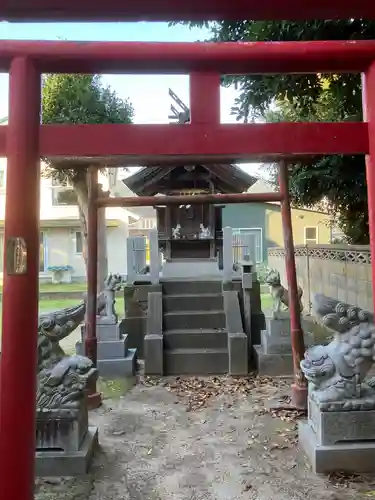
[
  {"left": 0, "top": 57, "right": 41, "bottom": 500},
  {"left": 362, "top": 68, "right": 375, "bottom": 313}
]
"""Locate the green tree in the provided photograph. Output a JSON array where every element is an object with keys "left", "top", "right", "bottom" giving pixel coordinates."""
[
  {"left": 173, "top": 20, "right": 375, "bottom": 243},
  {"left": 42, "top": 74, "right": 134, "bottom": 282},
  {"left": 263, "top": 95, "right": 368, "bottom": 244}
]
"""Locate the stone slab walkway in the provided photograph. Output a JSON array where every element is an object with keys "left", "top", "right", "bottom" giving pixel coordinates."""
[{"left": 35, "top": 376, "right": 375, "bottom": 500}]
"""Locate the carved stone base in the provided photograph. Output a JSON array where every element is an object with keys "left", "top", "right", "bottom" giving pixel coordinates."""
[
  {"left": 299, "top": 396, "right": 375, "bottom": 473},
  {"left": 299, "top": 421, "right": 375, "bottom": 474},
  {"left": 36, "top": 405, "right": 88, "bottom": 453},
  {"left": 253, "top": 315, "right": 313, "bottom": 376},
  {"left": 35, "top": 427, "right": 98, "bottom": 477},
  {"left": 35, "top": 403, "right": 98, "bottom": 476},
  {"left": 308, "top": 396, "right": 375, "bottom": 446}
]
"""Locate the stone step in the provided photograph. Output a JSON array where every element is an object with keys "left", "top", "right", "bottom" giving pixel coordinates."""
[
  {"left": 75, "top": 335, "right": 129, "bottom": 360},
  {"left": 97, "top": 349, "right": 137, "bottom": 378},
  {"left": 164, "top": 348, "right": 228, "bottom": 375},
  {"left": 164, "top": 328, "right": 227, "bottom": 350},
  {"left": 163, "top": 293, "right": 223, "bottom": 312},
  {"left": 162, "top": 280, "right": 222, "bottom": 296},
  {"left": 164, "top": 310, "right": 226, "bottom": 330}
]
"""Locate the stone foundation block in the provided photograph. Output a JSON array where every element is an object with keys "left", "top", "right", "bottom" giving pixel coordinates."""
[
  {"left": 308, "top": 397, "right": 375, "bottom": 446},
  {"left": 36, "top": 406, "right": 88, "bottom": 453},
  {"left": 253, "top": 344, "right": 294, "bottom": 376},
  {"left": 299, "top": 421, "right": 375, "bottom": 474},
  {"left": 35, "top": 427, "right": 98, "bottom": 477},
  {"left": 97, "top": 349, "right": 137, "bottom": 377},
  {"left": 228, "top": 332, "right": 248, "bottom": 375},
  {"left": 144, "top": 335, "right": 163, "bottom": 375},
  {"left": 76, "top": 335, "right": 129, "bottom": 360}
]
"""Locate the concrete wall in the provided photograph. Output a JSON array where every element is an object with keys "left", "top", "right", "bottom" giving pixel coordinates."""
[
  {"left": 268, "top": 244, "right": 372, "bottom": 313},
  {"left": 223, "top": 202, "right": 332, "bottom": 263}
]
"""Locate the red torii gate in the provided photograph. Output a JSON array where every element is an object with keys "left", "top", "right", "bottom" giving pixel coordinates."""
[{"left": 0, "top": 6, "right": 375, "bottom": 500}]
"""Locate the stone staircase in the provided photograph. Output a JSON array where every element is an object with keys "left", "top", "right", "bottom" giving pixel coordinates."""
[{"left": 162, "top": 280, "right": 229, "bottom": 375}]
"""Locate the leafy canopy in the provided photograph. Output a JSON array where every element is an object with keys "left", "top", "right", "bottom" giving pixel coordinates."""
[
  {"left": 172, "top": 20, "right": 375, "bottom": 243},
  {"left": 42, "top": 74, "right": 134, "bottom": 184}
]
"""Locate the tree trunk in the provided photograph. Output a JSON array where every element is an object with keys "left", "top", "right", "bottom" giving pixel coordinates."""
[{"left": 73, "top": 176, "right": 108, "bottom": 292}]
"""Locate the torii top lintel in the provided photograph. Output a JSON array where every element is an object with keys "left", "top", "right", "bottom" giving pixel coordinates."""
[{"left": 0, "top": 0, "right": 374, "bottom": 21}]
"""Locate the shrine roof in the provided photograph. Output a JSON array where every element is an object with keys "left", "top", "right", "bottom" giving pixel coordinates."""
[{"left": 123, "top": 164, "right": 257, "bottom": 196}]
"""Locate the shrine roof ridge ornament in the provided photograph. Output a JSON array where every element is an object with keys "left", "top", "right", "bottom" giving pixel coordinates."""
[{"left": 0, "top": 0, "right": 374, "bottom": 22}]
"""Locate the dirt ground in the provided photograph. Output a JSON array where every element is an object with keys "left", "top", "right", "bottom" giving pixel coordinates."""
[{"left": 35, "top": 375, "right": 375, "bottom": 500}]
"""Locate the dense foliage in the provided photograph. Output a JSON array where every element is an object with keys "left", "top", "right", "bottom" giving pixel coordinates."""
[
  {"left": 173, "top": 20, "right": 375, "bottom": 243},
  {"left": 41, "top": 74, "right": 134, "bottom": 277},
  {"left": 42, "top": 73, "right": 134, "bottom": 185}
]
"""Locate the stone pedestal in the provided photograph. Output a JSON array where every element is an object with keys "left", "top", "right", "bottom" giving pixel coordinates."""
[
  {"left": 76, "top": 322, "right": 136, "bottom": 378},
  {"left": 35, "top": 403, "right": 98, "bottom": 476},
  {"left": 254, "top": 312, "right": 313, "bottom": 375},
  {"left": 299, "top": 396, "right": 375, "bottom": 473}
]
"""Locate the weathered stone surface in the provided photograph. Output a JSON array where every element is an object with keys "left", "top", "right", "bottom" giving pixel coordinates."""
[
  {"left": 36, "top": 404, "right": 88, "bottom": 453},
  {"left": 308, "top": 396, "right": 375, "bottom": 446},
  {"left": 253, "top": 344, "right": 294, "bottom": 376},
  {"left": 35, "top": 427, "right": 98, "bottom": 477},
  {"left": 228, "top": 333, "right": 248, "bottom": 375},
  {"left": 223, "top": 290, "right": 248, "bottom": 375},
  {"left": 144, "top": 292, "right": 163, "bottom": 375},
  {"left": 299, "top": 420, "right": 375, "bottom": 474}
]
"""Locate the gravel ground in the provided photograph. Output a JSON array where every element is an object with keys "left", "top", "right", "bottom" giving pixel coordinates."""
[{"left": 35, "top": 375, "right": 375, "bottom": 500}]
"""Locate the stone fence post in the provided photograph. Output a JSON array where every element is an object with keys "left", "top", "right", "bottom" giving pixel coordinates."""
[
  {"left": 223, "top": 226, "right": 233, "bottom": 283},
  {"left": 149, "top": 229, "right": 159, "bottom": 284}
]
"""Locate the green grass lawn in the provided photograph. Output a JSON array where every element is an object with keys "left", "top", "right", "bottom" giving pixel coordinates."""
[
  {"left": 0, "top": 293, "right": 272, "bottom": 353},
  {"left": 0, "top": 282, "right": 88, "bottom": 293}
]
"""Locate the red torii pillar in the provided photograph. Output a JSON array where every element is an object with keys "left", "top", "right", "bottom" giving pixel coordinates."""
[
  {"left": 0, "top": 57, "right": 41, "bottom": 500},
  {"left": 362, "top": 68, "right": 375, "bottom": 313}
]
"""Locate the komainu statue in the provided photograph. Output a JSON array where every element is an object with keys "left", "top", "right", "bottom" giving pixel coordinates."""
[
  {"left": 37, "top": 273, "right": 124, "bottom": 410},
  {"left": 300, "top": 293, "right": 375, "bottom": 410},
  {"left": 265, "top": 268, "right": 303, "bottom": 314}
]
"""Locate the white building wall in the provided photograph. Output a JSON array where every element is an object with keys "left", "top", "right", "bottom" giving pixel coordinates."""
[{"left": 0, "top": 157, "right": 134, "bottom": 280}]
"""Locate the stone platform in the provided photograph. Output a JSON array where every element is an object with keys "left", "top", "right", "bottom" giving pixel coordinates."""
[
  {"left": 76, "top": 324, "right": 137, "bottom": 378},
  {"left": 299, "top": 396, "right": 375, "bottom": 473},
  {"left": 254, "top": 313, "right": 313, "bottom": 376},
  {"left": 36, "top": 426, "right": 98, "bottom": 476},
  {"left": 35, "top": 405, "right": 98, "bottom": 476}
]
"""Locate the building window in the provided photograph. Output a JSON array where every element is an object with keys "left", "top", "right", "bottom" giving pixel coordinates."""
[
  {"left": 75, "top": 232, "right": 83, "bottom": 254},
  {"left": 304, "top": 226, "right": 318, "bottom": 244}
]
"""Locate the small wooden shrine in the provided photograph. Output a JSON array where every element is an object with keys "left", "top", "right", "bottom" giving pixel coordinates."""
[{"left": 124, "top": 164, "right": 256, "bottom": 262}]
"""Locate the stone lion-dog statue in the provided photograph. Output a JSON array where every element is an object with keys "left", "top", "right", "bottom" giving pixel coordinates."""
[{"left": 265, "top": 268, "right": 303, "bottom": 314}]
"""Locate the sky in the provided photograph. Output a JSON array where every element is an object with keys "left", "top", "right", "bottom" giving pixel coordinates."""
[{"left": 0, "top": 21, "right": 263, "bottom": 178}]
